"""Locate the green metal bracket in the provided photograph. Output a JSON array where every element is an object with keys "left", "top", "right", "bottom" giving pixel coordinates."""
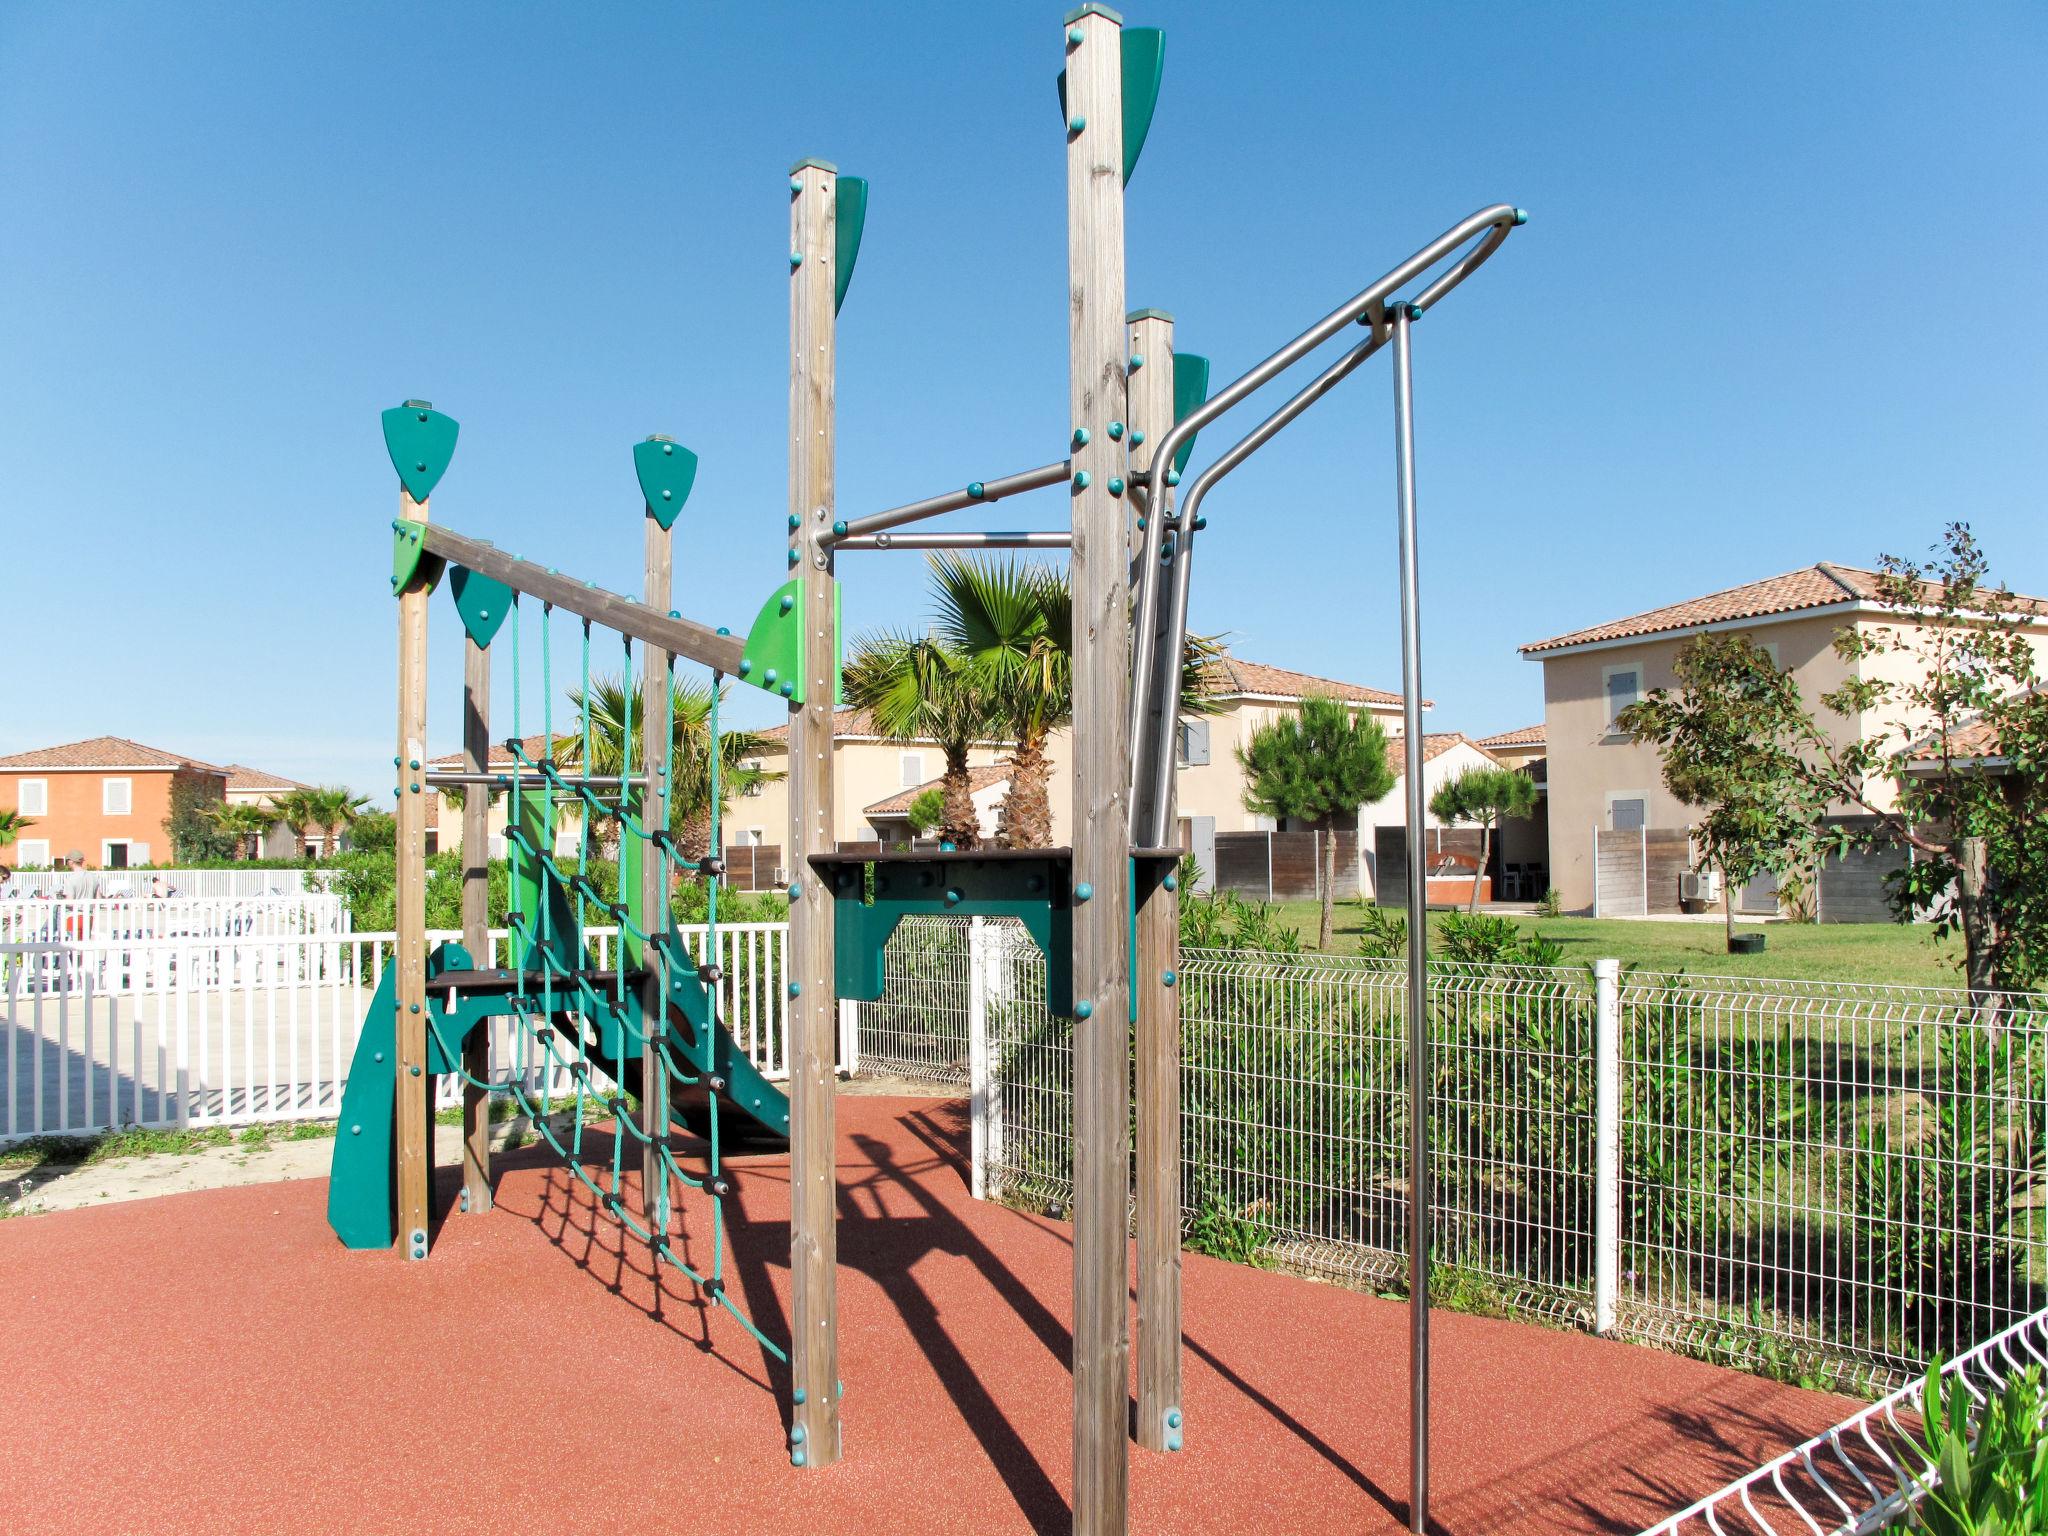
[
  {"left": 1171, "top": 352, "right": 1210, "bottom": 475},
  {"left": 634, "top": 435, "right": 698, "bottom": 530},
  {"left": 739, "top": 578, "right": 843, "bottom": 705},
  {"left": 449, "top": 565, "right": 512, "bottom": 647},
  {"left": 833, "top": 176, "right": 867, "bottom": 316},
  {"left": 381, "top": 400, "right": 459, "bottom": 503},
  {"left": 391, "top": 518, "right": 444, "bottom": 596},
  {"left": 1054, "top": 25, "right": 1165, "bottom": 185}
]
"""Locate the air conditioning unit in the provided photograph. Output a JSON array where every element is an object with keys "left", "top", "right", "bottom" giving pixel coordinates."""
[
  {"left": 1679, "top": 869, "right": 1722, "bottom": 904},
  {"left": 772, "top": 865, "right": 789, "bottom": 887}
]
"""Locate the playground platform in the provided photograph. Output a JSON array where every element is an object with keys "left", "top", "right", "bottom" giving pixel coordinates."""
[{"left": 0, "top": 1094, "right": 1851, "bottom": 1535}]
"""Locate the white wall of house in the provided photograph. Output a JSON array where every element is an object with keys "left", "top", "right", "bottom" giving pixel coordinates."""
[{"left": 1359, "top": 739, "right": 1503, "bottom": 900}]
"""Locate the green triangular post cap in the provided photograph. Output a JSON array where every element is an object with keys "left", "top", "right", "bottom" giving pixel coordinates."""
[
  {"left": 789, "top": 156, "right": 838, "bottom": 175},
  {"left": 1064, "top": 3, "right": 1124, "bottom": 22},
  {"left": 633, "top": 435, "right": 699, "bottom": 530},
  {"left": 1126, "top": 307, "right": 1174, "bottom": 324},
  {"left": 1171, "top": 352, "right": 1210, "bottom": 475},
  {"left": 449, "top": 565, "right": 513, "bottom": 648},
  {"left": 381, "top": 401, "right": 459, "bottom": 503},
  {"left": 1054, "top": 21, "right": 1160, "bottom": 185},
  {"left": 833, "top": 175, "right": 867, "bottom": 316}
]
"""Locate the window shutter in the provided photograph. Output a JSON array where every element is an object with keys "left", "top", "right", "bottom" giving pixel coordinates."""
[{"left": 1180, "top": 720, "right": 1210, "bottom": 767}]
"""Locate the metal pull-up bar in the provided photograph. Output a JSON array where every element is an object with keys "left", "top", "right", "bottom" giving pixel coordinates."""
[
  {"left": 836, "top": 530, "right": 1073, "bottom": 551},
  {"left": 1124, "top": 204, "right": 1524, "bottom": 814},
  {"left": 825, "top": 458, "right": 1072, "bottom": 544}
]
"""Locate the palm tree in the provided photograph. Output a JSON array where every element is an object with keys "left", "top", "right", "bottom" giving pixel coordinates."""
[
  {"left": 0, "top": 808, "right": 34, "bottom": 850},
  {"left": 925, "top": 555, "right": 1226, "bottom": 849},
  {"left": 566, "top": 675, "right": 780, "bottom": 864},
  {"left": 202, "top": 802, "right": 278, "bottom": 861},
  {"left": 272, "top": 788, "right": 323, "bottom": 858},
  {"left": 843, "top": 630, "right": 1003, "bottom": 850},
  {"left": 308, "top": 786, "right": 369, "bottom": 857}
]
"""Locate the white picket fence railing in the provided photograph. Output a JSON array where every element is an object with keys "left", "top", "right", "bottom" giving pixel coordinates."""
[
  {"left": 0, "top": 896, "right": 350, "bottom": 946},
  {"left": 4, "top": 868, "right": 340, "bottom": 900},
  {"left": 1, "top": 922, "right": 793, "bottom": 1142}
]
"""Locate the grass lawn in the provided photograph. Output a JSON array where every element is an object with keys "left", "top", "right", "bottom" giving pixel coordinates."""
[{"left": 1268, "top": 899, "right": 1964, "bottom": 986}]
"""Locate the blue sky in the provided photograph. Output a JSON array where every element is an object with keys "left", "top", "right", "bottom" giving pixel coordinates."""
[{"left": 4, "top": 2, "right": 2043, "bottom": 792}]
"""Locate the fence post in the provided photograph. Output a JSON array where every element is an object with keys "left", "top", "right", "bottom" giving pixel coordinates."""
[
  {"left": 1593, "top": 956, "right": 1620, "bottom": 1336},
  {"left": 837, "top": 998, "right": 860, "bottom": 1078},
  {"left": 1591, "top": 825, "right": 1601, "bottom": 918},
  {"left": 968, "top": 916, "right": 991, "bottom": 1200},
  {"left": 1265, "top": 830, "right": 1274, "bottom": 901}
]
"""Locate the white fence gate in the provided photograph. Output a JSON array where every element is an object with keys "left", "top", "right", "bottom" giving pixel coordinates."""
[{"left": 1, "top": 922, "right": 790, "bottom": 1142}]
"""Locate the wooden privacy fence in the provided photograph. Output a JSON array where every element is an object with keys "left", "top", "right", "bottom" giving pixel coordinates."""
[
  {"left": 719, "top": 844, "right": 787, "bottom": 892},
  {"left": 1592, "top": 819, "right": 1916, "bottom": 922},
  {"left": 1210, "top": 830, "right": 1363, "bottom": 902},
  {"left": 1371, "top": 826, "right": 1487, "bottom": 908}
]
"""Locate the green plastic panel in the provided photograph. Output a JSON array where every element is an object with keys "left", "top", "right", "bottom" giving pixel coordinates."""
[
  {"left": 391, "top": 519, "right": 444, "bottom": 596},
  {"left": 633, "top": 436, "right": 698, "bottom": 530},
  {"left": 833, "top": 176, "right": 867, "bottom": 316},
  {"left": 739, "top": 578, "right": 843, "bottom": 705},
  {"left": 1171, "top": 352, "right": 1210, "bottom": 475},
  {"left": 449, "top": 565, "right": 512, "bottom": 647},
  {"left": 381, "top": 401, "right": 459, "bottom": 503},
  {"left": 1054, "top": 24, "right": 1165, "bottom": 185}
]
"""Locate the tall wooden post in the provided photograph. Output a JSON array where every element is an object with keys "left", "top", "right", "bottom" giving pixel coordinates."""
[
  {"left": 395, "top": 488, "right": 432, "bottom": 1259},
  {"left": 639, "top": 505, "right": 674, "bottom": 1220},
  {"left": 1126, "top": 306, "right": 1181, "bottom": 1453},
  {"left": 1063, "top": 10, "right": 1130, "bottom": 1533},
  {"left": 787, "top": 154, "right": 842, "bottom": 1469},
  {"left": 459, "top": 633, "right": 492, "bottom": 1214}
]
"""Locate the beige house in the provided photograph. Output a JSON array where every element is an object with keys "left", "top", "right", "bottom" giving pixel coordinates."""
[
  {"left": 1521, "top": 563, "right": 2048, "bottom": 914},
  {"left": 1473, "top": 725, "right": 1549, "bottom": 898},
  {"left": 221, "top": 764, "right": 318, "bottom": 858}
]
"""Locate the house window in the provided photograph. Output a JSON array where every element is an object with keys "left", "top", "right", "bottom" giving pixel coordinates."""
[
  {"left": 101, "top": 839, "right": 131, "bottom": 869},
  {"left": 741, "top": 759, "right": 764, "bottom": 797},
  {"left": 17, "top": 839, "right": 49, "bottom": 867},
  {"left": 424, "top": 829, "right": 439, "bottom": 857},
  {"left": 18, "top": 779, "right": 47, "bottom": 816},
  {"left": 1602, "top": 665, "right": 1641, "bottom": 735},
  {"left": 1608, "top": 795, "right": 1648, "bottom": 831},
  {"left": 103, "top": 777, "right": 133, "bottom": 815},
  {"left": 1176, "top": 720, "right": 1211, "bottom": 767},
  {"left": 899, "top": 752, "right": 925, "bottom": 789}
]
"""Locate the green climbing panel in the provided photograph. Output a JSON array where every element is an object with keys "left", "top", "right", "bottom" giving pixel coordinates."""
[
  {"left": 449, "top": 565, "right": 512, "bottom": 646},
  {"left": 738, "top": 578, "right": 842, "bottom": 706},
  {"left": 1171, "top": 352, "right": 1210, "bottom": 475},
  {"left": 381, "top": 400, "right": 459, "bottom": 503},
  {"left": 633, "top": 435, "right": 698, "bottom": 530}
]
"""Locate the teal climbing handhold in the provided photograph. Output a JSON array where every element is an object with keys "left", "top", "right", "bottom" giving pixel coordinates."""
[
  {"left": 1128, "top": 352, "right": 1144, "bottom": 371},
  {"left": 791, "top": 1424, "right": 807, "bottom": 1444},
  {"left": 792, "top": 1450, "right": 807, "bottom": 1468},
  {"left": 790, "top": 250, "right": 803, "bottom": 268},
  {"left": 1108, "top": 478, "right": 1124, "bottom": 496},
  {"left": 409, "top": 1003, "right": 420, "bottom": 1014},
  {"left": 764, "top": 666, "right": 779, "bottom": 684},
  {"left": 715, "top": 623, "right": 728, "bottom": 633},
  {"left": 1130, "top": 428, "right": 1145, "bottom": 446},
  {"left": 789, "top": 513, "right": 801, "bottom": 530},
  {"left": 788, "top": 548, "right": 801, "bottom": 565},
  {"left": 1067, "top": 25, "right": 1083, "bottom": 43},
  {"left": 738, "top": 659, "right": 753, "bottom": 676},
  {"left": 779, "top": 681, "right": 794, "bottom": 698},
  {"left": 1163, "top": 873, "right": 1178, "bottom": 892},
  {"left": 780, "top": 594, "right": 794, "bottom": 613},
  {"left": 790, "top": 176, "right": 803, "bottom": 192},
  {"left": 409, "top": 1065, "right": 421, "bottom": 1076},
  {"left": 1165, "top": 469, "right": 1180, "bottom": 486},
  {"left": 1073, "top": 470, "right": 1091, "bottom": 490},
  {"left": 1167, "top": 1409, "right": 1183, "bottom": 1429},
  {"left": 787, "top": 979, "right": 802, "bottom": 996},
  {"left": 1167, "top": 1431, "right": 1183, "bottom": 1452},
  {"left": 1068, "top": 115, "right": 1086, "bottom": 133},
  {"left": 793, "top": 1387, "right": 807, "bottom": 1405},
  {"left": 787, "top": 884, "right": 802, "bottom": 901},
  {"left": 1137, "top": 517, "right": 1146, "bottom": 531},
  {"left": 1075, "top": 1000, "right": 1094, "bottom": 1019},
  {"left": 1073, "top": 426, "right": 1091, "bottom": 447},
  {"left": 1107, "top": 421, "right": 1124, "bottom": 440},
  {"left": 1074, "top": 882, "right": 1093, "bottom": 902},
  {"left": 1162, "top": 969, "right": 1177, "bottom": 987}
]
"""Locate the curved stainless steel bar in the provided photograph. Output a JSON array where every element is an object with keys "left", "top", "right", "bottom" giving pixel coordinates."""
[
  {"left": 836, "top": 530, "right": 1072, "bottom": 551},
  {"left": 829, "top": 459, "right": 1070, "bottom": 543},
  {"left": 1129, "top": 326, "right": 1391, "bottom": 846},
  {"left": 1125, "top": 205, "right": 1521, "bottom": 761}
]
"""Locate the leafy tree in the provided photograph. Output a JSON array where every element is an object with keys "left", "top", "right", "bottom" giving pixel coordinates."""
[
  {"left": 166, "top": 774, "right": 236, "bottom": 862},
  {"left": 202, "top": 801, "right": 278, "bottom": 860},
  {"left": 1237, "top": 694, "right": 1396, "bottom": 949},
  {"left": 349, "top": 809, "right": 396, "bottom": 854},
  {"left": 307, "top": 786, "right": 369, "bottom": 856},
  {"left": 1622, "top": 525, "right": 2048, "bottom": 996},
  {"left": 1429, "top": 765, "right": 1540, "bottom": 914},
  {"left": 905, "top": 787, "right": 946, "bottom": 840},
  {"left": 272, "top": 788, "right": 323, "bottom": 857},
  {"left": 0, "top": 808, "right": 34, "bottom": 849},
  {"left": 567, "top": 675, "right": 779, "bottom": 864},
  {"left": 843, "top": 629, "right": 1000, "bottom": 850}
]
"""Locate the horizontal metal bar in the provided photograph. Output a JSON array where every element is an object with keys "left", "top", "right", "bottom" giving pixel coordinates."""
[
  {"left": 416, "top": 523, "right": 746, "bottom": 674},
  {"left": 424, "top": 771, "right": 651, "bottom": 789},
  {"left": 835, "top": 530, "right": 1073, "bottom": 551},
  {"left": 831, "top": 460, "right": 1070, "bottom": 542}
]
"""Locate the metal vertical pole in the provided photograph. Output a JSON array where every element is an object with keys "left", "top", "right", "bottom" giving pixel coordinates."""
[
  {"left": 1593, "top": 956, "right": 1621, "bottom": 1335},
  {"left": 1063, "top": 9, "right": 1131, "bottom": 1533},
  {"left": 1390, "top": 301, "right": 1430, "bottom": 1532},
  {"left": 788, "top": 153, "right": 842, "bottom": 1469}
]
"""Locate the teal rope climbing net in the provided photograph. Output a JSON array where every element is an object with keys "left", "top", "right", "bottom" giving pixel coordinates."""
[{"left": 424, "top": 588, "right": 784, "bottom": 1362}]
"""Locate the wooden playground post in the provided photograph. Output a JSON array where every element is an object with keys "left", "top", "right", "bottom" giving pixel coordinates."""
[
  {"left": 639, "top": 501, "right": 674, "bottom": 1220},
  {"left": 459, "top": 629, "right": 492, "bottom": 1214},
  {"left": 787, "top": 154, "right": 842, "bottom": 1468},
  {"left": 1063, "top": 9, "right": 1131, "bottom": 1532},
  {"left": 1126, "top": 306, "right": 1182, "bottom": 1453},
  {"left": 395, "top": 487, "right": 432, "bottom": 1259}
]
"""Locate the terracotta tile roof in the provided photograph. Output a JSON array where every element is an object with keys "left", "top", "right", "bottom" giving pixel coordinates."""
[
  {"left": 0, "top": 736, "right": 226, "bottom": 772},
  {"left": 426, "top": 733, "right": 571, "bottom": 770},
  {"left": 222, "top": 763, "right": 310, "bottom": 792},
  {"left": 1384, "top": 732, "right": 1493, "bottom": 776},
  {"left": 1475, "top": 724, "right": 1545, "bottom": 749},
  {"left": 1200, "top": 658, "right": 1410, "bottom": 708},
  {"left": 1520, "top": 563, "right": 2048, "bottom": 655},
  {"left": 863, "top": 764, "right": 1012, "bottom": 817},
  {"left": 1906, "top": 702, "right": 2030, "bottom": 765}
]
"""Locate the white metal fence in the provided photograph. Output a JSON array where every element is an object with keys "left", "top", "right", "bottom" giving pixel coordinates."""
[
  {"left": 4, "top": 868, "right": 339, "bottom": 900},
  {"left": 856, "top": 918, "right": 2048, "bottom": 1391},
  {"left": 0, "top": 896, "right": 350, "bottom": 945},
  {"left": 1, "top": 922, "right": 790, "bottom": 1142}
]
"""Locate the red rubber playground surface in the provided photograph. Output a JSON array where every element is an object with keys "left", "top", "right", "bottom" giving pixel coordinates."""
[{"left": 1, "top": 1095, "right": 1854, "bottom": 1534}]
